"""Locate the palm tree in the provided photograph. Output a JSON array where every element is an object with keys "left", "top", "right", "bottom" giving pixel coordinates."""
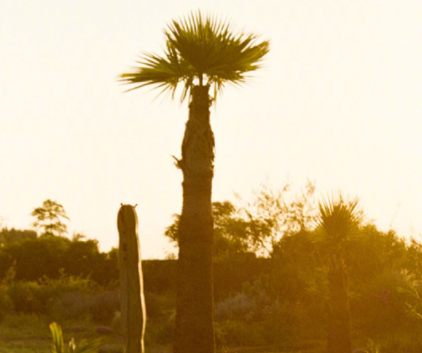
[
  {"left": 315, "top": 195, "right": 364, "bottom": 353},
  {"left": 120, "top": 11, "right": 269, "bottom": 353}
]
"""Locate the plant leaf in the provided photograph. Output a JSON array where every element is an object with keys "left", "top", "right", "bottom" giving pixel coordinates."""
[
  {"left": 50, "top": 322, "right": 64, "bottom": 353},
  {"left": 120, "top": 10, "right": 269, "bottom": 102}
]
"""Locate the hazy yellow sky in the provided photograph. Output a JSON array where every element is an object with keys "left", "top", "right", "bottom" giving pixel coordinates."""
[{"left": 1, "top": 1, "right": 422, "bottom": 258}]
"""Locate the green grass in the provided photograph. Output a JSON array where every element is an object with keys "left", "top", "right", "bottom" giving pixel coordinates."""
[
  {"left": 4, "top": 312, "right": 421, "bottom": 353},
  {"left": 1, "top": 313, "right": 49, "bottom": 338},
  {"left": 0, "top": 313, "right": 178, "bottom": 353},
  {"left": 0, "top": 343, "right": 50, "bottom": 353},
  {"left": 0, "top": 314, "right": 121, "bottom": 353},
  {"left": 0, "top": 312, "right": 325, "bottom": 353}
]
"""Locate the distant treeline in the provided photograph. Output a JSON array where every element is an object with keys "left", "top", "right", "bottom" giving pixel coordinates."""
[
  {"left": 1, "top": 225, "right": 422, "bottom": 302},
  {"left": 2, "top": 224, "right": 422, "bottom": 348},
  {"left": 0, "top": 229, "right": 268, "bottom": 299},
  {"left": 0, "top": 231, "right": 118, "bottom": 286}
]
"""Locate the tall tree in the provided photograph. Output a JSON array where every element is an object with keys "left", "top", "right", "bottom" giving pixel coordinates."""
[
  {"left": 165, "top": 201, "right": 266, "bottom": 260},
  {"left": 121, "top": 11, "right": 269, "bottom": 353},
  {"left": 314, "top": 195, "right": 364, "bottom": 353},
  {"left": 31, "top": 199, "right": 69, "bottom": 237}
]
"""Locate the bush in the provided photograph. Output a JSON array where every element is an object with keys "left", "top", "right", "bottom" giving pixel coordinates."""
[
  {"left": 52, "top": 291, "right": 91, "bottom": 320},
  {"left": 214, "top": 286, "right": 269, "bottom": 322},
  {"left": 7, "top": 281, "right": 46, "bottom": 313},
  {"left": 371, "top": 334, "right": 422, "bottom": 353},
  {"left": 52, "top": 289, "right": 120, "bottom": 323},
  {"left": 261, "top": 300, "right": 305, "bottom": 345},
  {"left": 144, "top": 291, "right": 175, "bottom": 319},
  {"left": 214, "top": 292, "right": 254, "bottom": 321},
  {"left": 0, "top": 236, "right": 119, "bottom": 287},
  {"left": 7, "top": 273, "right": 96, "bottom": 314},
  {"left": 213, "top": 285, "right": 272, "bottom": 347},
  {"left": 151, "top": 315, "right": 175, "bottom": 345},
  {"left": 351, "top": 269, "right": 422, "bottom": 336},
  {"left": 87, "top": 290, "right": 120, "bottom": 322},
  {"left": 0, "top": 284, "right": 13, "bottom": 321},
  {"left": 216, "top": 320, "right": 263, "bottom": 347},
  {"left": 2, "top": 236, "right": 70, "bottom": 281}
]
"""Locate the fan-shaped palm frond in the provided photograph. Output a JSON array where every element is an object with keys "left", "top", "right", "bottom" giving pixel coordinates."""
[
  {"left": 314, "top": 194, "right": 364, "bottom": 246},
  {"left": 121, "top": 10, "right": 269, "bottom": 102}
]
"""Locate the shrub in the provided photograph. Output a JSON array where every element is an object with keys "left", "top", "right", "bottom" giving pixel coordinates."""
[
  {"left": 144, "top": 291, "right": 175, "bottom": 319},
  {"left": 39, "top": 271, "right": 96, "bottom": 295},
  {"left": 372, "top": 334, "right": 422, "bottom": 353},
  {"left": 216, "top": 320, "right": 263, "bottom": 347},
  {"left": 87, "top": 290, "right": 120, "bottom": 322},
  {"left": 0, "top": 284, "right": 13, "bottom": 321},
  {"left": 152, "top": 315, "right": 175, "bottom": 345},
  {"left": 214, "top": 292, "right": 253, "bottom": 321},
  {"left": 8, "top": 281, "right": 44, "bottom": 313},
  {"left": 52, "top": 289, "right": 119, "bottom": 323},
  {"left": 351, "top": 269, "right": 422, "bottom": 336},
  {"left": 214, "top": 287, "right": 269, "bottom": 322},
  {"left": 7, "top": 273, "right": 96, "bottom": 314},
  {"left": 52, "top": 291, "right": 91, "bottom": 320},
  {"left": 261, "top": 300, "right": 305, "bottom": 345}
]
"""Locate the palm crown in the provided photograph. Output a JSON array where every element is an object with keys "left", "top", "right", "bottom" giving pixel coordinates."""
[
  {"left": 315, "top": 195, "right": 364, "bottom": 246},
  {"left": 121, "top": 11, "right": 270, "bottom": 102}
]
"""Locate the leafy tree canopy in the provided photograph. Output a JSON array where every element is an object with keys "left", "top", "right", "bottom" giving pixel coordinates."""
[
  {"left": 31, "top": 199, "right": 69, "bottom": 237},
  {"left": 238, "top": 181, "right": 318, "bottom": 256},
  {"left": 0, "top": 228, "right": 37, "bottom": 246},
  {"left": 165, "top": 182, "right": 318, "bottom": 258},
  {"left": 165, "top": 201, "right": 264, "bottom": 260}
]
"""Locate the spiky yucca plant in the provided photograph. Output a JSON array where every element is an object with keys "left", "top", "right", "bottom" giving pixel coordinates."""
[
  {"left": 121, "top": 10, "right": 269, "bottom": 353},
  {"left": 316, "top": 195, "right": 363, "bottom": 248},
  {"left": 315, "top": 195, "right": 364, "bottom": 353}
]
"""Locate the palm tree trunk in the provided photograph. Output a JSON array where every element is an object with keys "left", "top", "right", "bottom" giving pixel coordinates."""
[
  {"left": 174, "top": 85, "right": 216, "bottom": 353},
  {"left": 327, "top": 253, "right": 352, "bottom": 353}
]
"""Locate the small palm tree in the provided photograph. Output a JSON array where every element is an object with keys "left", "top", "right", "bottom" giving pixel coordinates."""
[
  {"left": 315, "top": 195, "right": 364, "bottom": 353},
  {"left": 121, "top": 11, "right": 269, "bottom": 353}
]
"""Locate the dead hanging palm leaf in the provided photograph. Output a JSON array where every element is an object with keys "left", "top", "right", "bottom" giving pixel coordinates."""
[{"left": 120, "top": 10, "right": 269, "bottom": 102}]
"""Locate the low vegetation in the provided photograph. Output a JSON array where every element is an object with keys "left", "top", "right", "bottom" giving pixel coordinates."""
[{"left": 1, "top": 186, "right": 422, "bottom": 352}]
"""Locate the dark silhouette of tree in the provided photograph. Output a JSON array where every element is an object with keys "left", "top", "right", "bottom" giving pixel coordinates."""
[
  {"left": 314, "top": 195, "right": 364, "bottom": 353},
  {"left": 165, "top": 201, "right": 268, "bottom": 260},
  {"left": 1, "top": 236, "right": 70, "bottom": 281},
  {"left": 238, "top": 181, "right": 317, "bottom": 256},
  {"left": 121, "top": 11, "right": 269, "bottom": 353},
  {"left": 64, "top": 237, "right": 100, "bottom": 278},
  {"left": 0, "top": 228, "right": 37, "bottom": 246},
  {"left": 31, "top": 199, "right": 69, "bottom": 236}
]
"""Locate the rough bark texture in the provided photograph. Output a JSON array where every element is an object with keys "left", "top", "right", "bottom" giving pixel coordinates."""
[
  {"left": 327, "top": 253, "right": 352, "bottom": 353},
  {"left": 174, "top": 85, "right": 216, "bottom": 353},
  {"left": 117, "top": 204, "right": 146, "bottom": 353}
]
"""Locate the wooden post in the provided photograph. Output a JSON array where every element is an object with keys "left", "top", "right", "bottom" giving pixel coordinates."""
[{"left": 117, "top": 204, "right": 146, "bottom": 353}]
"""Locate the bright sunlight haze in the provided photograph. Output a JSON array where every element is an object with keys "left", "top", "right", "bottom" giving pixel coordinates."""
[{"left": 1, "top": 1, "right": 422, "bottom": 258}]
